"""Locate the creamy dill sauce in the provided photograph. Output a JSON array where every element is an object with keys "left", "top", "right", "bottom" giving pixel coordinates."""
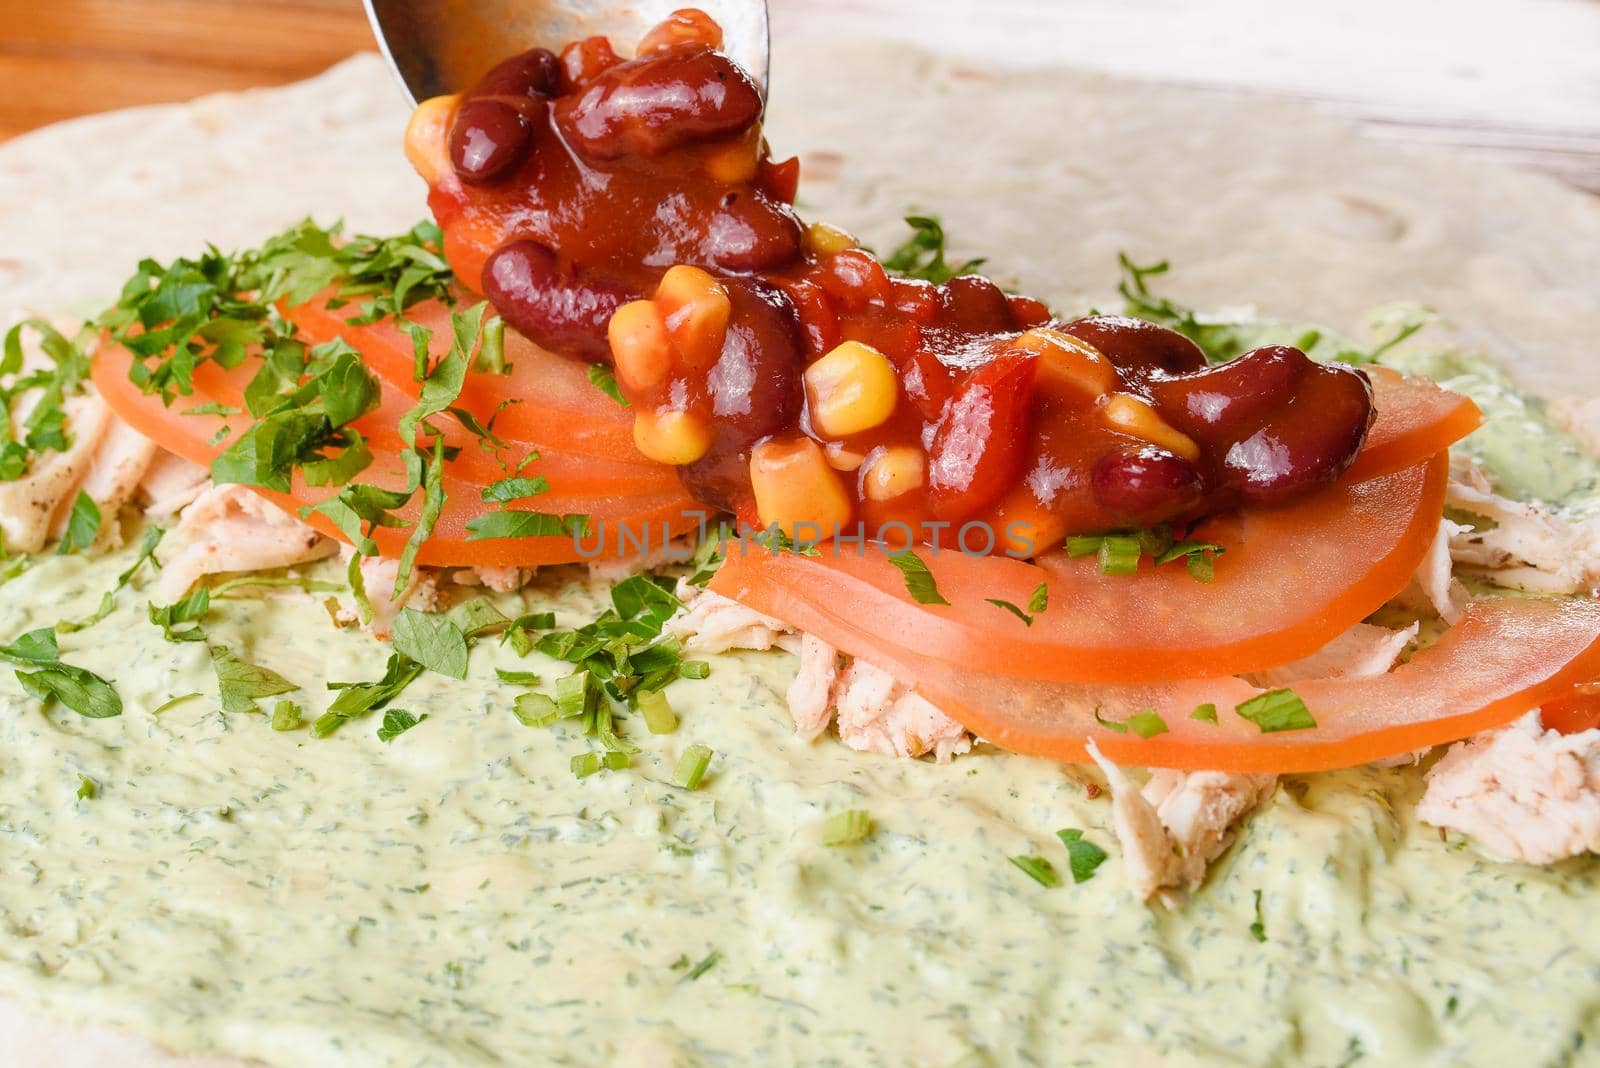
[{"left": 4, "top": 340, "right": 1600, "bottom": 1067}]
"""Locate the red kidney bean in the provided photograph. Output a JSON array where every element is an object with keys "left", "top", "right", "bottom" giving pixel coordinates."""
[
  {"left": 450, "top": 98, "right": 540, "bottom": 185},
  {"left": 690, "top": 189, "right": 803, "bottom": 273},
  {"left": 481, "top": 239, "right": 637, "bottom": 360},
  {"left": 557, "top": 47, "right": 764, "bottom": 161},
  {"left": 1146, "top": 344, "right": 1304, "bottom": 440},
  {"left": 927, "top": 353, "right": 1038, "bottom": 520},
  {"left": 473, "top": 48, "right": 562, "bottom": 101},
  {"left": 680, "top": 279, "right": 806, "bottom": 513},
  {"left": 936, "top": 275, "right": 1018, "bottom": 335},
  {"left": 1055, "top": 315, "right": 1209, "bottom": 382},
  {"left": 1218, "top": 358, "right": 1373, "bottom": 503},
  {"left": 1091, "top": 445, "right": 1205, "bottom": 528}
]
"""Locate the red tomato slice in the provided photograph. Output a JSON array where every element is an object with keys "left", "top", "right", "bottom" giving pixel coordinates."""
[
  {"left": 748, "top": 589, "right": 1600, "bottom": 773},
  {"left": 280, "top": 293, "right": 647, "bottom": 461},
  {"left": 1345, "top": 366, "right": 1481, "bottom": 480},
  {"left": 1538, "top": 689, "right": 1600, "bottom": 734},
  {"left": 713, "top": 455, "right": 1447, "bottom": 684},
  {"left": 93, "top": 339, "right": 701, "bottom": 565}
]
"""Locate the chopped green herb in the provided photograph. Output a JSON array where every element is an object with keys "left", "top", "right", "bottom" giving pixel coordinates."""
[
  {"left": 1056, "top": 829, "right": 1108, "bottom": 884},
  {"left": 322, "top": 653, "right": 425, "bottom": 731},
  {"left": 465, "top": 509, "right": 591, "bottom": 541},
  {"left": 882, "top": 215, "right": 985, "bottom": 284},
  {"left": 209, "top": 573, "right": 343, "bottom": 598},
  {"left": 1066, "top": 535, "right": 1104, "bottom": 558},
  {"left": 75, "top": 775, "right": 97, "bottom": 800},
  {"left": 587, "top": 363, "right": 630, "bottom": 406},
  {"left": 57, "top": 491, "right": 101, "bottom": 555},
  {"left": 985, "top": 598, "right": 1033, "bottom": 626},
  {"left": 447, "top": 597, "right": 511, "bottom": 639},
  {"left": 210, "top": 646, "right": 296, "bottom": 714},
  {"left": 151, "top": 692, "right": 202, "bottom": 716},
  {"left": 570, "top": 751, "right": 602, "bottom": 779},
  {"left": 148, "top": 588, "right": 210, "bottom": 642},
  {"left": 679, "top": 948, "right": 721, "bottom": 982},
  {"left": 0, "top": 319, "right": 94, "bottom": 484},
  {"left": 481, "top": 475, "right": 550, "bottom": 504},
  {"left": 1009, "top": 855, "right": 1059, "bottom": 888},
  {"left": 377, "top": 708, "right": 428, "bottom": 742},
  {"left": 887, "top": 550, "right": 949, "bottom": 605},
  {"left": 1235, "top": 689, "right": 1316, "bottom": 733},
  {"left": 1028, "top": 582, "right": 1049, "bottom": 614},
  {"left": 0, "top": 627, "right": 121, "bottom": 718},
  {"left": 820, "top": 809, "right": 874, "bottom": 846},
  {"left": 390, "top": 608, "right": 469, "bottom": 680},
  {"left": 270, "top": 700, "right": 304, "bottom": 732},
  {"left": 495, "top": 668, "right": 541, "bottom": 686},
  {"left": 673, "top": 744, "right": 714, "bottom": 790},
  {"left": 1190, "top": 702, "right": 1219, "bottom": 724},
  {"left": 1249, "top": 889, "right": 1267, "bottom": 942},
  {"left": 1094, "top": 707, "right": 1168, "bottom": 738}
]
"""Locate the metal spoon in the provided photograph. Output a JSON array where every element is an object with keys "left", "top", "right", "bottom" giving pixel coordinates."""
[{"left": 362, "top": 0, "right": 770, "bottom": 105}]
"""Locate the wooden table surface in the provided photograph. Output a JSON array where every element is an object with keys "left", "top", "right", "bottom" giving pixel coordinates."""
[{"left": 4, "top": 0, "right": 1599, "bottom": 195}]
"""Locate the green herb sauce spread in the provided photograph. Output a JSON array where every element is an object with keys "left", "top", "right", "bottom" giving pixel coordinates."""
[{"left": 4, "top": 311, "right": 1600, "bottom": 1065}]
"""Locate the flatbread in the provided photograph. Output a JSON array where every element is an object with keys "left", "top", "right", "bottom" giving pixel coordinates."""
[{"left": 0, "top": 39, "right": 1595, "bottom": 1067}]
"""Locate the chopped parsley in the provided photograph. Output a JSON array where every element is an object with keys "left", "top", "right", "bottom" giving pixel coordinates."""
[
  {"left": 390, "top": 608, "right": 469, "bottom": 680},
  {"left": 587, "top": 363, "right": 630, "bottom": 406},
  {"left": 75, "top": 775, "right": 97, "bottom": 801},
  {"left": 1235, "top": 689, "right": 1317, "bottom": 733},
  {"left": 1056, "top": 829, "right": 1108, "bottom": 884},
  {"left": 376, "top": 708, "right": 428, "bottom": 742},
  {"left": 465, "top": 509, "right": 591, "bottom": 541},
  {"left": 148, "top": 588, "right": 211, "bottom": 642},
  {"left": 1190, "top": 702, "right": 1219, "bottom": 724},
  {"left": 882, "top": 215, "right": 985, "bottom": 284},
  {"left": 1094, "top": 707, "right": 1169, "bottom": 739},
  {"left": 1249, "top": 889, "right": 1268, "bottom": 942},
  {"left": 1068, "top": 525, "right": 1222, "bottom": 581},
  {"left": 1009, "top": 854, "right": 1059, "bottom": 888},
  {"left": 985, "top": 598, "right": 1033, "bottom": 626},
  {"left": 211, "top": 646, "right": 297, "bottom": 714},
  {"left": 886, "top": 549, "right": 949, "bottom": 605},
  {"left": 1028, "top": 582, "right": 1049, "bottom": 614},
  {"left": 57, "top": 492, "right": 101, "bottom": 555},
  {"left": 0, "top": 319, "right": 94, "bottom": 487},
  {"left": 0, "top": 627, "right": 121, "bottom": 718}
]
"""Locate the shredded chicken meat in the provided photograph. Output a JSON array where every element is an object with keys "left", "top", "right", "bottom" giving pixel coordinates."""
[
  {"left": 1418, "top": 712, "right": 1600, "bottom": 864},
  {"left": 155, "top": 483, "right": 336, "bottom": 602}
]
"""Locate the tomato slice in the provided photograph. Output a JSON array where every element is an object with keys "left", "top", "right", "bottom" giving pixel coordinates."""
[
  {"left": 1345, "top": 366, "right": 1481, "bottom": 480},
  {"left": 713, "top": 454, "right": 1447, "bottom": 683},
  {"left": 280, "top": 293, "right": 646, "bottom": 461},
  {"left": 1538, "top": 689, "right": 1600, "bottom": 734},
  {"left": 758, "top": 591, "right": 1600, "bottom": 773},
  {"left": 92, "top": 339, "right": 701, "bottom": 566}
]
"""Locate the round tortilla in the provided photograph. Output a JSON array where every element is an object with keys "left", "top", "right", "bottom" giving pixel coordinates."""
[{"left": 0, "top": 41, "right": 1595, "bottom": 1068}]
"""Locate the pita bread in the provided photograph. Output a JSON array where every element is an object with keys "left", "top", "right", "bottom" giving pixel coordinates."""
[{"left": 0, "top": 40, "right": 1595, "bottom": 1066}]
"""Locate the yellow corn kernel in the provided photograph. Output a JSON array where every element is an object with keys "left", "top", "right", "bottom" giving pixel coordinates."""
[
  {"left": 608, "top": 300, "right": 672, "bottom": 391},
  {"left": 805, "top": 341, "right": 899, "bottom": 439},
  {"left": 655, "top": 265, "right": 731, "bottom": 369},
  {"left": 1101, "top": 393, "right": 1200, "bottom": 461},
  {"left": 703, "top": 125, "right": 761, "bottom": 183},
  {"left": 1012, "top": 328, "right": 1117, "bottom": 400},
  {"left": 823, "top": 441, "right": 867, "bottom": 471},
  {"left": 805, "top": 222, "right": 857, "bottom": 258},
  {"left": 633, "top": 408, "right": 712, "bottom": 465},
  {"left": 404, "top": 94, "right": 459, "bottom": 187},
  {"left": 862, "top": 446, "right": 925, "bottom": 501},
  {"left": 749, "top": 438, "right": 854, "bottom": 535}
]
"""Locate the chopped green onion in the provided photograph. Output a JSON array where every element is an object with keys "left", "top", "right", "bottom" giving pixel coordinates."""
[
  {"left": 75, "top": 775, "right": 97, "bottom": 800},
  {"left": 513, "top": 692, "right": 558, "bottom": 728},
  {"left": 1009, "top": 855, "right": 1059, "bottom": 887},
  {"left": 1190, "top": 702, "right": 1218, "bottom": 724},
  {"left": 1028, "top": 582, "right": 1049, "bottom": 614},
  {"left": 270, "top": 700, "right": 304, "bottom": 732},
  {"left": 555, "top": 672, "right": 593, "bottom": 718},
  {"left": 570, "top": 751, "right": 602, "bottom": 779},
  {"left": 1065, "top": 535, "right": 1104, "bottom": 558},
  {"left": 673, "top": 743, "right": 714, "bottom": 790},
  {"left": 1125, "top": 709, "right": 1169, "bottom": 739},
  {"left": 1097, "top": 535, "right": 1141, "bottom": 575},
  {"left": 602, "top": 750, "right": 629, "bottom": 771},
  {"left": 820, "top": 809, "right": 873, "bottom": 846},
  {"left": 1235, "top": 689, "right": 1316, "bottom": 733},
  {"left": 637, "top": 689, "right": 678, "bottom": 734},
  {"left": 678, "top": 660, "right": 710, "bottom": 680}
]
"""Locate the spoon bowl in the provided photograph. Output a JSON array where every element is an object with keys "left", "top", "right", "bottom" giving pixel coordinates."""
[{"left": 363, "top": 0, "right": 770, "bottom": 105}]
